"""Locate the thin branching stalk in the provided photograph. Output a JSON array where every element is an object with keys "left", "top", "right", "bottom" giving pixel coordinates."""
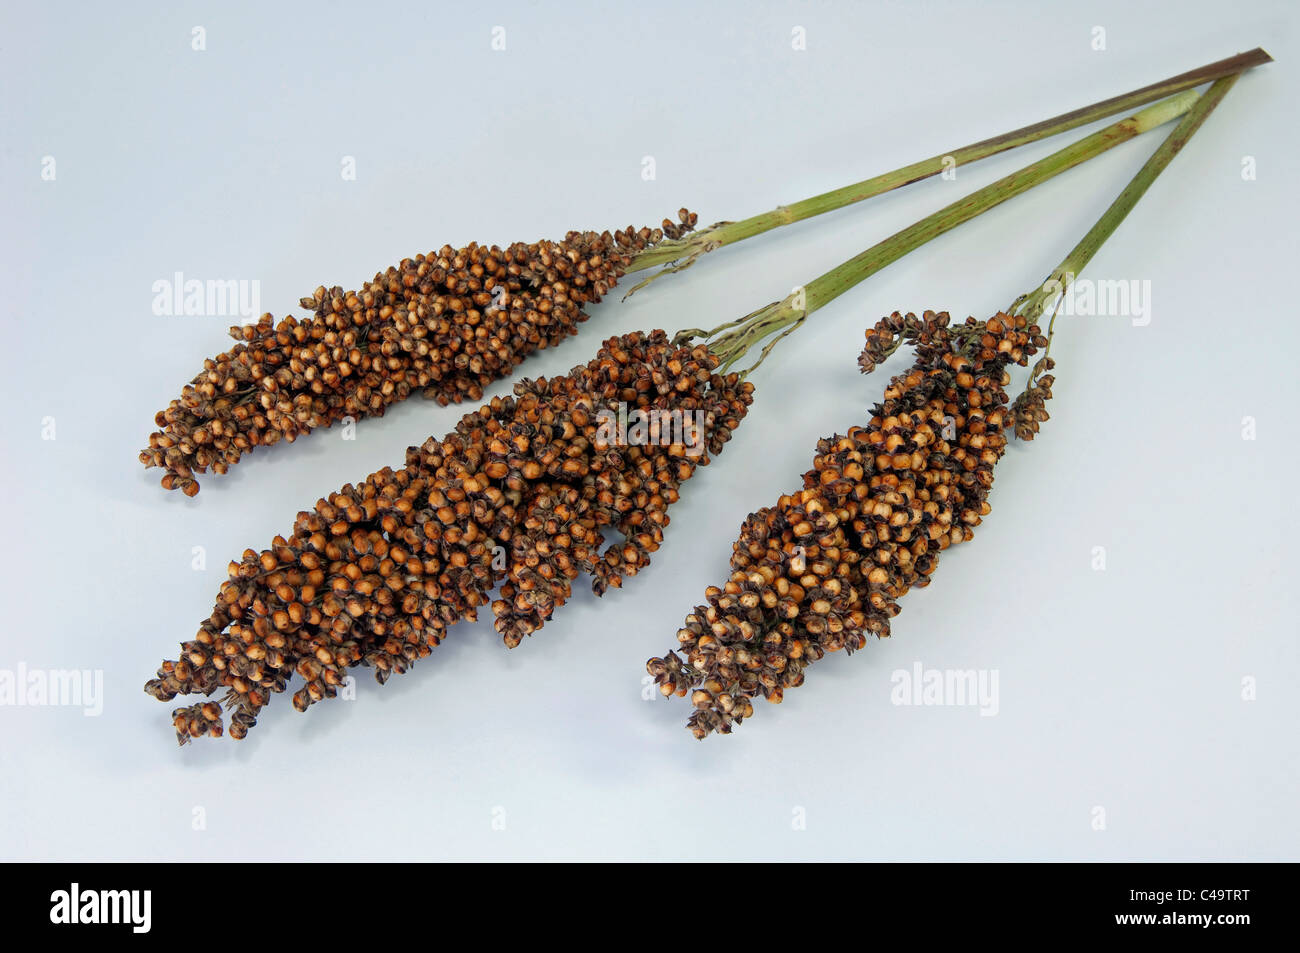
[
  {"left": 624, "top": 48, "right": 1270, "bottom": 295},
  {"left": 692, "top": 91, "right": 1203, "bottom": 374},
  {"left": 1010, "top": 74, "right": 1241, "bottom": 388}
]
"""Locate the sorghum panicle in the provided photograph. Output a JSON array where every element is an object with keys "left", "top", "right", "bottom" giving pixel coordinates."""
[
  {"left": 146, "top": 329, "right": 751, "bottom": 744},
  {"left": 648, "top": 311, "right": 1046, "bottom": 738},
  {"left": 139, "top": 212, "right": 699, "bottom": 495}
]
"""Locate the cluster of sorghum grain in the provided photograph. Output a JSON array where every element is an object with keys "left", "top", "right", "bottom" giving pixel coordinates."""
[
  {"left": 647, "top": 311, "right": 1045, "bottom": 737},
  {"left": 139, "top": 213, "right": 698, "bottom": 495},
  {"left": 146, "top": 330, "right": 751, "bottom": 744},
  {"left": 1010, "top": 357, "right": 1055, "bottom": 441}
]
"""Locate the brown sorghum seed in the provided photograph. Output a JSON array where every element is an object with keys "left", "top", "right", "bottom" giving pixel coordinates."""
[
  {"left": 140, "top": 219, "right": 696, "bottom": 494},
  {"left": 145, "top": 329, "right": 753, "bottom": 744},
  {"left": 648, "top": 311, "right": 1043, "bottom": 738}
]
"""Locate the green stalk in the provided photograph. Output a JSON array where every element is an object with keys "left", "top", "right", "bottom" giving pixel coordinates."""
[
  {"left": 686, "top": 91, "right": 1200, "bottom": 373},
  {"left": 1011, "top": 75, "right": 1240, "bottom": 328},
  {"left": 625, "top": 47, "right": 1270, "bottom": 293},
  {"left": 1001, "top": 73, "right": 1242, "bottom": 414}
]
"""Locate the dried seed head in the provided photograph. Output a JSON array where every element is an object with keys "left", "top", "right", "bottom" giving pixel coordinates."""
[
  {"left": 145, "top": 329, "right": 753, "bottom": 744},
  {"left": 140, "top": 217, "right": 698, "bottom": 493},
  {"left": 651, "top": 311, "right": 1039, "bottom": 737}
]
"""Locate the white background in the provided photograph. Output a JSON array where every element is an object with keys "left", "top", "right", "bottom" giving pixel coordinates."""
[{"left": 2, "top": 0, "right": 1296, "bottom": 860}]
